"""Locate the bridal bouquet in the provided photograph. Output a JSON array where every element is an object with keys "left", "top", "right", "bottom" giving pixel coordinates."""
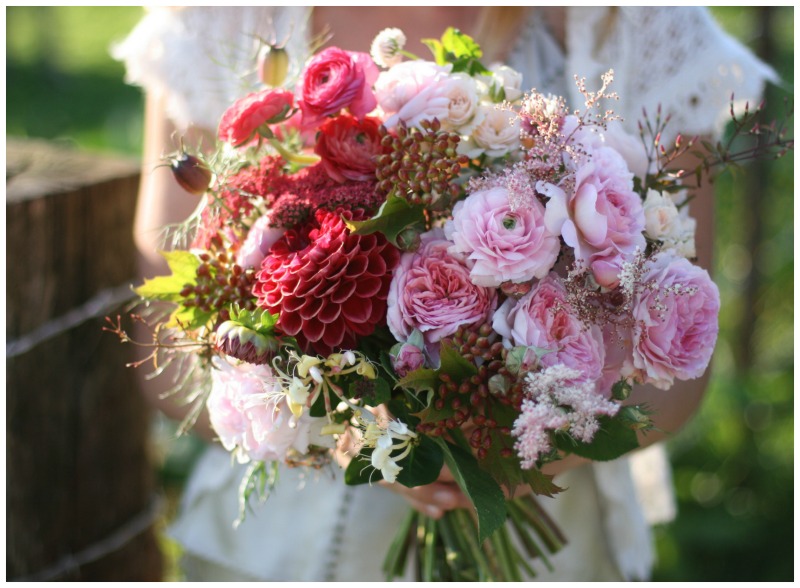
[{"left": 112, "top": 27, "right": 782, "bottom": 581}]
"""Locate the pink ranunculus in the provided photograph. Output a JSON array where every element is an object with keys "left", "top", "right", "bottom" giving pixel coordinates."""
[
  {"left": 541, "top": 145, "right": 646, "bottom": 288},
  {"left": 218, "top": 88, "right": 295, "bottom": 146},
  {"left": 374, "top": 60, "right": 453, "bottom": 130},
  {"left": 298, "top": 47, "right": 379, "bottom": 127},
  {"left": 236, "top": 213, "right": 286, "bottom": 271},
  {"left": 207, "top": 358, "right": 325, "bottom": 463},
  {"left": 387, "top": 228, "right": 497, "bottom": 353},
  {"left": 314, "top": 114, "right": 386, "bottom": 183},
  {"left": 628, "top": 253, "right": 720, "bottom": 389},
  {"left": 492, "top": 273, "right": 605, "bottom": 383},
  {"left": 447, "top": 185, "right": 560, "bottom": 287}
]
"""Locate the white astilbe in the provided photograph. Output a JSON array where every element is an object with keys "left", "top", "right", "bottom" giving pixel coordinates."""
[{"left": 512, "top": 365, "right": 620, "bottom": 469}]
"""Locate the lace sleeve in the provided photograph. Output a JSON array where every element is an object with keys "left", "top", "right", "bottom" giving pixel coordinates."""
[
  {"left": 112, "top": 6, "right": 311, "bottom": 131},
  {"left": 566, "top": 7, "right": 778, "bottom": 141}
]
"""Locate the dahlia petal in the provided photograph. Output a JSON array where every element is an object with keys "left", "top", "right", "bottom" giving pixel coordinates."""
[
  {"left": 321, "top": 315, "right": 346, "bottom": 348},
  {"left": 317, "top": 299, "right": 342, "bottom": 324},
  {"left": 366, "top": 253, "right": 387, "bottom": 275},
  {"left": 342, "top": 296, "right": 372, "bottom": 323},
  {"left": 302, "top": 317, "right": 325, "bottom": 342},
  {"left": 279, "top": 311, "right": 302, "bottom": 335},
  {"left": 355, "top": 276, "right": 382, "bottom": 297},
  {"left": 345, "top": 255, "right": 369, "bottom": 278},
  {"left": 282, "top": 295, "right": 305, "bottom": 312},
  {"left": 297, "top": 297, "right": 323, "bottom": 320},
  {"left": 330, "top": 280, "right": 357, "bottom": 303}
]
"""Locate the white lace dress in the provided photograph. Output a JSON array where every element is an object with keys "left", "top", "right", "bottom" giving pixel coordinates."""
[{"left": 114, "top": 6, "right": 775, "bottom": 582}]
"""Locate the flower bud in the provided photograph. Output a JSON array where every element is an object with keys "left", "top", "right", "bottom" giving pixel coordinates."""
[
  {"left": 215, "top": 320, "right": 277, "bottom": 364},
  {"left": 389, "top": 342, "right": 425, "bottom": 377},
  {"left": 169, "top": 152, "right": 212, "bottom": 195},
  {"left": 257, "top": 44, "right": 290, "bottom": 88}
]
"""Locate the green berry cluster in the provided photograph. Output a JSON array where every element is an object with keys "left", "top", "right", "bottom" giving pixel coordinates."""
[
  {"left": 180, "top": 251, "right": 257, "bottom": 316},
  {"left": 375, "top": 119, "right": 470, "bottom": 207}
]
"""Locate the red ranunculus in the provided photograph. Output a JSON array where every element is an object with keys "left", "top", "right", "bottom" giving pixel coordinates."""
[
  {"left": 298, "top": 47, "right": 378, "bottom": 127},
  {"left": 253, "top": 208, "right": 400, "bottom": 356},
  {"left": 315, "top": 115, "right": 386, "bottom": 183},
  {"left": 218, "top": 88, "right": 294, "bottom": 146}
]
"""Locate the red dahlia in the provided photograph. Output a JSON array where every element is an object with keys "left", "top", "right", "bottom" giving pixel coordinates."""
[{"left": 253, "top": 208, "right": 400, "bottom": 356}]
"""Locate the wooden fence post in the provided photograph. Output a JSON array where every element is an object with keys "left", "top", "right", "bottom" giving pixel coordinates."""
[{"left": 6, "top": 138, "right": 163, "bottom": 581}]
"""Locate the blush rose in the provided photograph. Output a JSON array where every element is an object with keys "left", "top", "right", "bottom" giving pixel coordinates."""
[
  {"left": 492, "top": 273, "right": 606, "bottom": 384},
  {"left": 387, "top": 228, "right": 497, "bottom": 354},
  {"left": 628, "top": 253, "right": 720, "bottom": 389}
]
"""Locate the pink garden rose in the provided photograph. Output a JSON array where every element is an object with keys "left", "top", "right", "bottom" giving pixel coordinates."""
[
  {"left": 207, "top": 358, "right": 325, "bottom": 463},
  {"left": 218, "top": 88, "right": 294, "bottom": 146},
  {"left": 298, "top": 47, "right": 379, "bottom": 127},
  {"left": 387, "top": 229, "right": 497, "bottom": 353},
  {"left": 628, "top": 253, "right": 720, "bottom": 389},
  {"left": 447, "top": 185, "right": 560, "bottom": 287},
  {"left": 374, "top": 60, "right": 453, "bottom": 130},
  {"left": 492, "top": 273, "right": 606, "bottom": 384},
  {"left": 540, "top": 145, "right": 646, "bottom": 288}
]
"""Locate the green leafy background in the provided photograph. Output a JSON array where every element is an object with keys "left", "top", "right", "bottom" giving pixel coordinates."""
[{"left": 7, "top": 6, "right": 793, "bottom": 581}]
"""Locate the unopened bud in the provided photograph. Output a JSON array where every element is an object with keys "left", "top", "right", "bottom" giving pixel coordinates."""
[
  {"left": 257, "top": 44, "right": 290, "bottom": 88},
  {"left": 169, "top": 152, "right": 212, "bottom": 195}
]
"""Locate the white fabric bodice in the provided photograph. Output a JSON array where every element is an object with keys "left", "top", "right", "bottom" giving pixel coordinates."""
[{"left": 114, "top": 6, "right": 775, "bottom": 582}]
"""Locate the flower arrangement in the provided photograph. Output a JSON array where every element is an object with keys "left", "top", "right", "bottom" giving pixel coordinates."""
[{"left": 110, "top": 27, "right": 791, "bottom": 581}]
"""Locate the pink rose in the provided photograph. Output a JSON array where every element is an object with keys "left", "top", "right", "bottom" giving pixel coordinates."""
[
  {"left": 561, "top": 116, "right": 651, "bottom": 181},
  {"left": 387, "top": 229, "right": 497, "bottom": 352},
  {"left": 314, "top": 114, "right": 386, "bottom": 182},
  {"left": 390, "top": 342, "right": 426, "bottom": 377},
  {"left": 374, "top": 60, "right": 453, "bottom": 130},
  {"left": 207, "top": 358, "right": 324, "bottom": 463},
  {"left": 628, "top": 253, "right": 720, "bottom": 389},
  {"left": 298, "top": 47, "right": 379, "bottom": 127},
  {"left": 218, "top": 88, "right": 294, "bottom": 146},
  {"left": 447, "top": 185, "right": 560, "bottom": 287},
  {"left": 540, "top": 146, "right": 646, "bottom": 288},
  {"left": 492, "top": 273, "right": 605, "bottom": 383},
  {"left": 237, "top": 214, "right": 285, "bottom": 270}
]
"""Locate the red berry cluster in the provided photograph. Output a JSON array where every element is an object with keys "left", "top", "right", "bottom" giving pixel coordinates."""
[
  {"left": 180, "top": 251, "right": 257, "bottom": 317},
  {"left": 375, "top": 119, "right": 470, "bottom": 207},
  {"left": 415, "top": 324, "right": 526, "bottom": 460}
]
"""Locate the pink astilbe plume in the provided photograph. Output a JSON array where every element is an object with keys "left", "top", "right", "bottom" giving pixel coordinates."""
[{"left": 512, "top": 364, "right": 620, "bottom": 469}]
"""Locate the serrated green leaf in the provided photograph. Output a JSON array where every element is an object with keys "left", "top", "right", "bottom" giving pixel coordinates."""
[
  {"left": 135, "top": 250, "right": 200, "bottom": 301},
  {"left": 520, "top": 467, "right": 563, "bottom": 498},
  {"left": 434, "top": 438, "right": 507, "bottom": 544},
  {"left": 396, "top": 368, "right": 439, "bottom": 395},
  {"left": 170, "top": 305, "right": 215, "bottom": 331},
  {"left": 554, "top": 415, "right": 640, "bottom": 461},
  {"left": 343, "top": 195, "right": 426, "bottom": 247},
  {"left": 396, "top": 436, "right": 444, "bottom": 488},
  {"left": 439, "top": 341, "right": 478, "bottom": 379}
]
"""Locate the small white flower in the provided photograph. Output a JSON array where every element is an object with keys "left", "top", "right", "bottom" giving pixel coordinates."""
[
  {"left": 643, "top": 189, "right": 697, "bottom": 258},
  {"left": 371, "top": 28, "right": 407, "bottom": 68},
  {"left": 358, "top": 416, "right": 417, "bottom": 484}
]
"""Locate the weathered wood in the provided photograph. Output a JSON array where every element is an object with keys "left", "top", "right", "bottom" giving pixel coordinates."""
[{"left": 6, "top": 138, "right": 163, "bottom": 580}]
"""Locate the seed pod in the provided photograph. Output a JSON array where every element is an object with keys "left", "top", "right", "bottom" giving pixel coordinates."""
[
  {"left": 257, "top": 44, "right": 290, "bottom": 87},
  {"left": 169, "top": 152, "right": 212, "bottom": 195}
]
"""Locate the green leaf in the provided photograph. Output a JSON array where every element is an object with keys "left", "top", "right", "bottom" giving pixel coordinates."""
[
  {"left": 344, "top": 451, "right": 375, "bottom": 486},
  {"left": 434, "top": 439, "right": 507, "bottom": 544},
  {"left": 422, "top": 38, "right": 447, "bottom": 65},
  {"left": 396, "top": 436, "right": 444, "bottom": 488},
  {"left": 343, "top": 194, "right": 426, "bottom": 247},
  {"left": 396, "top": 368, "right": 439, "bottom": 396},
  {"left": 520, "top": 467, "right": 563, "bottom": 498},
  {"left": 554, "top": 415, "right": 640, "bottom": 461},
  {"left": 135, "top": 250, "right": 200, "bottom": 302},
  {"left": 438, "top": 340, "right": 477, "bottom": 379}
]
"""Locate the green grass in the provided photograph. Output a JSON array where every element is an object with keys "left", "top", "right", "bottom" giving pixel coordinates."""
[{"left": 7, "top": 6, "right": 794, "bottom": 582}]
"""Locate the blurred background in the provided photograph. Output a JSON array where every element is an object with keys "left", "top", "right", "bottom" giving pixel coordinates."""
[{"left": 6, "top": 6, "right": 794, "bottom": 582}]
